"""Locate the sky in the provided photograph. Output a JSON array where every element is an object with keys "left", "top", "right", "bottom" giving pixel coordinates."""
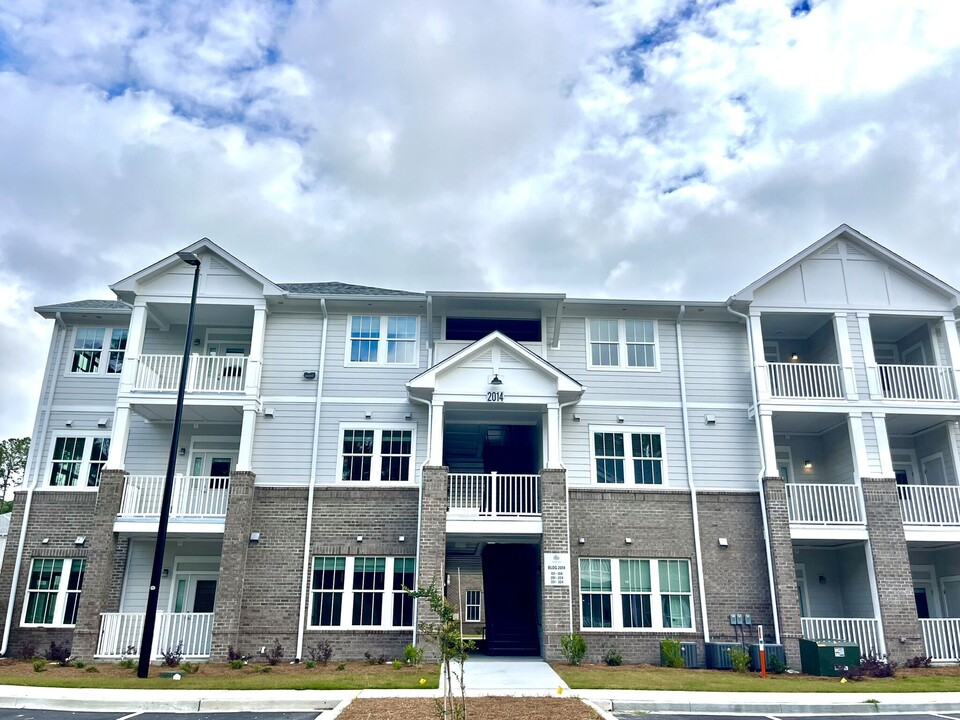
[{"left": 1, "top": 0, "right": 960, "bottom": 439}]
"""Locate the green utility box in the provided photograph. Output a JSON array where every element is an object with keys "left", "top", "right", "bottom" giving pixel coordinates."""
[{"left": 798, "top": 638, "right": 860, "bottom": 676}]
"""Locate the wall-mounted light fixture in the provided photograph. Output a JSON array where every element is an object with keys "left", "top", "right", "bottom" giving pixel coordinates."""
[
  {"left": 625, "top": 537, "right": 632, "bottom": 545},
  {"left": 302, "top": 371, "right": 317, "bottom": 380},
  {"left": 578, "top": 537, "right": 585, "bottom": 545},
  {"left": 264, "top": 408, "right": 275, "bottom": 418},
  {"left": 803, "top": 459, "right": 813, "bottom": 470},
  {"left": 97, "top": 417, "right": 109, "bottom": 428},
  {"left": 74, "top": 536, "right": 86, "bottom": 546},
  {"left": 249, "top": 532, "right": 261, "bottom": 543},
  {"left": 398, "top": 535, "right": 405, "bottom": 543},
  {"left": 364, "top": 410, "right": 372, "bottom": 419},
  {"left": 64, "top": 420, "right": 73, "bottom": 427},
  {"left": 162, "top": 568, "right": 169, "bottom": 577},
  {"left": 718, "top": 537, "right": 729, "bottom": 547},
  {"left": 617, "top": 416, "right": 625, "bottom": 424},
  {"left": 404, "top": 413, "right": 412, "bottom": 421},
  {"left": 790, "top": 353, "right": 799, "bottom": 362},
  {"left": 572, "top": 414, "right": 581, "bottom": 422},
  {"left": 818, "top": 575, "right": 827, "bottom": 584},
  {"left": 41, "top": 538, "right": 49, "bottom": 544},
  {"left": 356, "top": 535, "right": 363, "bottom": 543},
  {"left": 490, "top": 374, "right": 503, "bottom": 385},
  {"left": 704, "top": 414, "right": 717, "bottom": 425},
  {"left": 178, "top": 447, "right": 186, "bottom": 456}
]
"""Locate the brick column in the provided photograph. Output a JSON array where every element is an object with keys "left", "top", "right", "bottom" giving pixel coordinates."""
[
  {"left": 72, "top": 469, "right": 126, "bottom": 659},
  {"left": 540, "top": 468, "right": 570, "bottom": 661},
  {"left": 210, "top": 470, "right": 256, "bottom": 661},
  {"left": 762, "top": 477, "right": 802, "bottom": 663},
  {"left": 416, "top": 466, "right": 448, "bottom": 658},
  {"left": 861, "top": 477, "right": 924, "bottom": 662}
]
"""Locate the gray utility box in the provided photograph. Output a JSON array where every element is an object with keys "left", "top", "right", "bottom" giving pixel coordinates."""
[
  {"left": 704, "top": 642, "right": 742, "bottom": 670},
  {"left": 748, "top": 643, "right": 786, "bottom": 671}
]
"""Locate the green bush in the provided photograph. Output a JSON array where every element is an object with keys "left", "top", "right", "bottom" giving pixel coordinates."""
[
  {"left": 305, "top": 660, "right": 316, "bottom": 669},
  {"left": 118, "top": 658, "right": 136, "bottom": 670},
  {"left": 768, "top": 654, "right": 787, "bottom": 674},
  {"left": 73, "top": 660, "right": 85, "bottom": 669},
  {"left": 602, "top": 648, "right": 622, "bottom": 666},
  {"left": 659, "top": 638, "right": 685, "bottom": 668},
  {"left": 391, "top": 659, "right": 403, "bottom": 670},
  {"left": 85, "top": 665, "right": 100, "bottom": 673},
  {"left": 403, "top": 643, "right": 425, "bottom": 666},
  {"left": 336, "top": 661, "right": 346, "bottom": 671},
  {"left": 229, "top": 659, "right": 245, "bottom": 670},
  {"left": 560, "top": 634, "right": 587, "bottom": 665},
  {"left": 32, "top": 659, "right": 46, "bottom": 673},
  {"left": 729, "top": 647, "right": 751, "bottom": 673}
]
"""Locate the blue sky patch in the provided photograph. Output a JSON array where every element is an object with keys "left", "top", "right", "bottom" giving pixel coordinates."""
[{"left": 791, "top": 1, "right": 812, "bottom": 17}]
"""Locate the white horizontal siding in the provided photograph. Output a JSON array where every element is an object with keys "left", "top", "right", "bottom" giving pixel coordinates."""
[
  {"left": 687, "top": 409, "right": 760, "bottom": 491},
  {"left": 260, "top": 311, "right": 324, "bottom": 396}
]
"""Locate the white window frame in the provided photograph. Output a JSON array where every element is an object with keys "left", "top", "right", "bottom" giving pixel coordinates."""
[
  {"left": 465, "top": 590, "right": 481, "bottom": 622},
  {"left": 344, "top": 315, "right": 420, "bottom": 368},
  {"left": 47, "top": 434, "right": 111, "bottom": 490},
  {"left": 67, "top": 326, "right": 128, "bottom": 377},
  {"left": 585, "top": 318, "right": 660, "bottom": 371},
  {"left": 308, "top": 556, "right": 416, "bottom": 630},
  {"left": 21, "top": 557, "right": 86, "bottom": 627},
  {"left": 589, "top": 426, "right": 668, "bottom": 486},
  {"left": 578, "top": 557, "right": 695, "bottom": 632},
  {"left": 336, "top": 424, "right": 417, "bottom": 484}
]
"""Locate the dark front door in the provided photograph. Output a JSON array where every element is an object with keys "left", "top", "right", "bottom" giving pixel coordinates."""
[{"left": 481, "top": 544, "right": 540, "bottom": 656}]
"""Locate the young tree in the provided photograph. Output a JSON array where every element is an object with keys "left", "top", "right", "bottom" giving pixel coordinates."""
[{"left": 0, "top": 437, "right": 30, "bottom": 511}]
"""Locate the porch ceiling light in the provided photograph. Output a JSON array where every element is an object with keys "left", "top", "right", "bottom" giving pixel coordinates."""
[
  {"left": 490, "top": 374, "right": 503, "bottom": 385},
  {"left": 790, "top": 353, "right": 799, "bottom": 362},
  {"left": 804, "top": 459, "right": 813, "bottom": 469}
]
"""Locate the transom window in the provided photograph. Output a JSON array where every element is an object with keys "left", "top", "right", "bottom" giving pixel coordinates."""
[
  {"left": 579, "top": 558, "right": 692, "bottom": 631},
  {"left": 310, "top": 556, "right": 415, "bottom": 629},
  {"left": 70, "top": 327, "right": 128, "bottom": 375},
  {"left": 338, "top": 426, "right": 414, "bottom": 483},
  {"left": 347, "top": 315, "right": 418, "bottom": 366},
  {"left": 49, "top": 436, "right": 110, "bottom": 488},
  {"left": 591, "top": 428, "right": 665, "bottom": 485},
  {"left": 587, "top": 319, "right": 658, "bottom": 370},
  {"left": 23, "top": 558, "right": 86, "bottom": 626},
  {"left": 465, "top": 590, "right": 482, "bottom": 622}
]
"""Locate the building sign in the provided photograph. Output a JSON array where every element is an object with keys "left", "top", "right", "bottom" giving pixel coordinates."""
[{"left": 544, "top": 552, "right": 570, "bottom": 586}]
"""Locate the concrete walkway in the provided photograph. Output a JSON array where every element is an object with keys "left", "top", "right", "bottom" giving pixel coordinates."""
[{"left": 457, "top": 656, "right": 569, "bottom": 693}]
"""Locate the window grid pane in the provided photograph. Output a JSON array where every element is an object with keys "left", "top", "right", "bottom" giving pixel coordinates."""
[
  {"left": 25, "top": 558, "right": 65, "bottom": 624},
  {"left": 342, "top": 430, "right": 374, "bottom": 481},
  {"left": 107, "top": 329, "right": 128, "bottom": 374},
  {"left": 392, "top": 558, "right": 415, "bottom": 627},
  {"left": 625, "top": 320, "right": 656, "bottom": 368},
  {"left": 350, "top": 316, "right": 381, "bottom": 363},
  {"left": 50, "top": 437, "right": 85, "bottom": 487},
  {"left": 631, "top": 433, "right": 663, "bottom": 485},
  {"left": 72, "top": 328, "right": 105, "bottom": 373},
  {"left": 310, "top": 557, "right": 345, "bottom": 627},
  {"left": 352, "top": 557, "right": 386, "bottom": 626},
  {"left": 594, "top": 433, "right": 625, "bottom": 484},
  {"left": 589, "top": 320, "right": 620, "bottom": 367},
  {"left": 386, "top": 317, "right": 417, "bottom": 364},
  {"left": 380, "top": 430, "right": 412, "bottom": 482},
  {"left": 465, "top": 590, "right": 481, "bottom": 622},
  {"left": 87, "top": 438, "right": 110, "bottom": 487}
]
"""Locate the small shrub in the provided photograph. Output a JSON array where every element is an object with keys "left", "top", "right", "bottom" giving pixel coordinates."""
[
  {"left": 336, "top": 661, "right": 347, "bottom": 671},
  {"left": 729, "top": 646, "right": 751, "bottom": 673},
  {"left": 85, "top": 666, "right": 99, "bottom": 673},
  {"left": 32, "top": 659, "right": 46, "bottom": 673},
  {"left": 602, "top": 648, "right": 623, "bottom": 666},
  {"left": 73, "top": 660, "right": 85, "bottom": 669},
  {"left": 46, "top": 641, "right": 71, "bottom": 666},
  {"left": 905, "top": 655, "right": 932, "bottom": 669},
  {"left": 18, "top": 642, "right": 38, "bottom": 661},
  {"left": 229, "top": 659, "right": 245, "bottom": 670},
  {"left": 118, "top": 658, "right": 137, "bottom": 670},
  {"left": 227, "top": 645, "right": 245, "bottom": 662},
  {"left": 659, "top": 638, "right": 685, "bottom": 668},
  {"left": 364, "top": 651, "right": 387, "bottom": 665},
  {"left": 836, "top": 653, "right": 897, "bottom": 681},
  {"left": 560, "top": 634, "right": 587, "bottom": 666},
  {"left": 263, "top": 639, "right": 284, "bottom": 666},
  {"left": 179, "top": 661, "right": 200, "bottom": 674},
  {"left": 403, "top": 643, "right": 424, "bottom": 666},
  {"left": 161, "top": 642, "right": 184, "bottom": 667},
  {"left": 257, "top": 665, "right": 272, "bottom": 673},
  {"left": 768, "top": 654, "right": 788, "bottom": 674},
  {"left": 392, "top": 659, "right": 403, "bottom": 670},
  {"left": 305, "top": 660, "right": 316, "bottom": 669},
  {"left": 307, "top": 639, "right": 333, "bottom": 665}
]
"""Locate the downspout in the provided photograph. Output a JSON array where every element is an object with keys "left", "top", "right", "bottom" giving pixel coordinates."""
[
  {"left": 295, "top": 298, "right": 328, "bottom": 661},
  {"left": 726, "top": 303, "right": 781, "bottom": 644},
  {"left": 408, "top": 394, "right": 433, "bottom": 648},
  {"left": 2, "top": 313, "right": 67, "bottom": 655},
  {"left": 676, "top": 306, "right": 710, "bottom": 642},
  {"left": 557, "top": 397, "right": 580, "bottom": 636}
]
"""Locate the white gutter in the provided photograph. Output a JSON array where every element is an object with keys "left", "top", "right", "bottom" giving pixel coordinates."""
[
  {"left": 726, "top": 303, "right": 782, "bottom": 645},
  {"left": 676, "top": 306, "right": 710, "bottom": 642},
  {"left": 408, "top": 394, "right": 433, "bottom": 648},
  {"left": 295, "top": 299, "right": 328, "bottom": 661},
  {"left": 2, "top": 313, "right": 67, "bottom": 655}
]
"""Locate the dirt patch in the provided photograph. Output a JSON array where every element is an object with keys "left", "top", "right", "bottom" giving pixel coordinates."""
[{"left": 338, "top": 697, "right": 601, "bottom": 720}]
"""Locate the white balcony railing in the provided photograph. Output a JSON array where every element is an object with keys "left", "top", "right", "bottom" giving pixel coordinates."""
[
  {"left": 802, "top": 617, "right": 882, "bottom": 657},
  {"left": 878, "top": 364, "right": 956, "bottom": 401},
  {"left": 135, "top": 354, "right": 247, "bottom": 393},
  {"left": 119, "top": 475, "right": 230, "bottom": 519},
  {"left": 768, "top": 362, "right": 844, "bottom": 399},
  {"left": 97, "top": 612, "right": 214, "bottom": 659},
  {"left": 898, "top": 484, "right": 960, "bottom": 526},
  {"left": 448, "top": 473, "right": 541, "bottom": 517},
  {"left": 786, "top": 483, "right": 864, "bottom": 524},
  {"left": 920, "top": 618, "right": 960, "bottom": 662}
]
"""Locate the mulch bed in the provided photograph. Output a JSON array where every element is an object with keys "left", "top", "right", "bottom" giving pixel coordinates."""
[{"left": 338, "top": 697, "right": 601, "bottom": 720}]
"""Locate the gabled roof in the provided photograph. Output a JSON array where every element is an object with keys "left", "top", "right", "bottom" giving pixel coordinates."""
[
  {"left": 729, "top": 224, "right": 960, "bottom": 305},
  {"left": 407, "top": 331, "right": 584, "bottom": 397},
  {"left": 110, "top": 237, "right": 286, "bottom": 300},
  {"left": 279, "top": 282, "right": 422, "bottom": 298}
]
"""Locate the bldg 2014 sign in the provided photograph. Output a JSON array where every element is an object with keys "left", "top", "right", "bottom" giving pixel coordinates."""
[{"left": 544, "top": 552, "right": 570, "bottom": 586}]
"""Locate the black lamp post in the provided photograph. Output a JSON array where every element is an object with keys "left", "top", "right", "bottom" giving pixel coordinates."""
[{"left": 138, "top": 251, "right": 201, "bottom": 678}]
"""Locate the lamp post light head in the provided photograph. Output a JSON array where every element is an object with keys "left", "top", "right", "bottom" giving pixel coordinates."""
[{"left": 176, "top": 251, "right": 201, "bottom": 267}]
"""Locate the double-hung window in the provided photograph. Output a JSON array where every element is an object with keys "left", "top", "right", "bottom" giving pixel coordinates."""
[
  {"left": 587, "top": 319, "right": 658, "bottom": 370},
  {"left": 49, "top": 436, "right": 110, "bottom": 488},
  {"left": 578, "top": 558, "right": 692, "bottom": 631},
  {"left": 23, "top": 558, "right": 86, "bottom": 626},
  {"left": 70, "top": 327, "right": 128, "bottom": 375},
  {"left": 347, "top": 315, "right": 418, "bottom": 366},
  {"left": 339, "top": 426, "right": 414, "bottom": 483},
  {"left": 309, "top": 556, "right": 415, "bottom": 629},
  {"left": 465, "top": 590, "right": 481, "bottom": 622},
  {"left": 591, "top": 427, "right": 666, "bottom": 486}
]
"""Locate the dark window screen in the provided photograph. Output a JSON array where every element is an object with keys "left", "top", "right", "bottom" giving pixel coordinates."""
[{"left": 445, "top": 317, "right": 541, "bottom": 342}]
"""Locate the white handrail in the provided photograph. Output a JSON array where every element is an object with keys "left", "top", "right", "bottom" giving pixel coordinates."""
[
  {"left": 920, "top": 618, "right": 960, "bottom": 662},
  {"left": 898, "top": 485, "right": 960, "bottom": 525},
  {"left": 119, "top": 475, "right": 230, "bottom": 518},
  {"left": 786, "top": 483, "right": 864, "bottom": 524},
  {"left": 878, "top": 364, "right": 956, "bottom": 401},
  {"left": 135, "top": 354, "right": 247, "bottom": 393},
  {"left": 768, "top": 362, "right": 844, "bottom": 399},
  {"left": 801, "top": 617, "right": 882, "bottom": 657},
  {"left": 447, "top": 473, "right": 541, "bottom": 517},
  {"left": 96, "top": 612, "right": 214, "bottom": 658}
]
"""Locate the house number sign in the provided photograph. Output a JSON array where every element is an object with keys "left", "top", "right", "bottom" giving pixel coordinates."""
[
  {"left": 544, "top": 552, "right": 570, "bottom": 586},
  {"left": 486, "top": 391, "right": 504, "bottom": 402}
]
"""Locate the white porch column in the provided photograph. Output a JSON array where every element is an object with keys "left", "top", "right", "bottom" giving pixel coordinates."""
[
  {"left": 759, "top": 410, "right": 777, "bottom": 477},
  {"left": 749, "top": 313, "right": 771, "bottom": 401},
  {"left": 940, "top": 314, "right": 960, "bottom": 400},
  {"left": 873, "top": 413, "right": 894, "bottom": 478},
  {"left": 106, "top": 406, "right": 131, "bottom": 470},
  {"left": 858, "top": 313, "right": 881, "bottom": 399},
  {"left": 545, "top": 403, "right": 561, "bottom": 469},
  {"left": 834, "top": 313, "right": 858, "bottom": 400},
  {"left": 429, "top": 401, "right": 444, "bottom": 466},
  {"left": 847, "top": 412, "right": 869, "bottom": 480},
  {"left": 237, "top": 408, "right": 257, "bottom": 471},
  {"left": 119, "top": 302, "right": 148, "bottom": 393},
  {"left": 245, "top": 305, "right": 267, "bottom": 396}
]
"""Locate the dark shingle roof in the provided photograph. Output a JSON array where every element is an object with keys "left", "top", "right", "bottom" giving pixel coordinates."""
[
  {"left": 37, "top": 300, "right": 129, "bottom": 311},
  {"left": 278, "top": 282, "right": 421, "bottom": 297}
]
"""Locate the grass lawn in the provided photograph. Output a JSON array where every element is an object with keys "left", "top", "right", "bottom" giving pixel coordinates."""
[
  {"left": 553, "top": 663, "right": 960, "bottom": 693},
  {"left": 0, "top": 659, "right": 440, "bottom": 690}
]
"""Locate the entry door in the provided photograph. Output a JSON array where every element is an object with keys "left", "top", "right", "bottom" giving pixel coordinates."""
[
  {"left": 189, "top": 452, "right": 235, "bottom": 512},
  {"left": 172, "top": 574, "right": 218, "bottom": 613}
]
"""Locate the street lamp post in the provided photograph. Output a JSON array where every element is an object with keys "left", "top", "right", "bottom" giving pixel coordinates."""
[{"left": 138, "top": 251, "right": 202, "bottom": 678}]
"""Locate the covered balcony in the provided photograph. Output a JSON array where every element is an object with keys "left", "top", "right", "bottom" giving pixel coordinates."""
[
  {"left": 134, "top": 353, "right": 248, "bottom": 393},
  {"left": 796, "top": 543, "right": 882, "bottom": 657},
  {"left": 96, "top": 611, "right": 214, "bottom": 659},
  {"left": 759, "top": 313, "right": 848, "bottom": 401},
  {"left": 909, "top": 549, "right": 960, "bottom": 662},
  {"left": 118, "top": 475, "right": 230, "bottom": 521},
  {"left": 868, "top": 316, "right": 958, "bottom": 402}
]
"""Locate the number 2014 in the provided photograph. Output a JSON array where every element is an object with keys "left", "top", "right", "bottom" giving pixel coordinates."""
[{"left": 486, "top": 391, "right": 504, "bottom": 402}]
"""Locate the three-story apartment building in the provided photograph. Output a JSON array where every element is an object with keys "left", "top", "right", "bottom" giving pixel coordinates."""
[{"left": 2, "top": 224, "right": 959, "bottom": 665}]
